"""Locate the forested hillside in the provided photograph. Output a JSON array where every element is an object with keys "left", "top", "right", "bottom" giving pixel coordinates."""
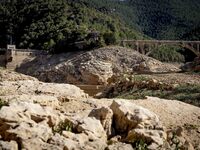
[
  {"left": 84, "top": 0, "right": 200, "bottom": 40},
  {"left": 129, "top": 0, "right": 200, "bottom": 40},
  {"left": 0, "top": 0, "right": 142, "bottom": 52},
  {"left": 0, "top": 0, "right": 199, "bottom": 52}
]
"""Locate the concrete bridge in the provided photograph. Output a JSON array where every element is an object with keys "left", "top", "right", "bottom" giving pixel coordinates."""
[{"left": 120, "top": 40, "right": 200, "bottom": 56}]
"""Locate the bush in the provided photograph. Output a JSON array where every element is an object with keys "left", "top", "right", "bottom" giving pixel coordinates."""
[
  {"left": 53, "top": 120, "right": 73, "bottom": 134},
  {"left": 0, "top": 99, "right": 8, "bottom": 109},
  {"left": 103, "top": 32, "right": 118, "bottom": 45},
  {"left": 132, "top": 140, "right": 148, "bottom": 150}
]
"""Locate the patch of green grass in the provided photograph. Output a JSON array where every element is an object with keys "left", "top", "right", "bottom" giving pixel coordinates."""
[
  {"left": 131, "top": 140, "right": 148, "bottom": 150},
  {"left": 170, "top": 131, "right": 181, "bottom": 150},
  {"left": 175, "top": 84, "right": 200, "bottom": 93},
  {"left": 115, "top": 84, "right": 200, "bottom": 107},
  {"left": 0, "top": 99, "right": 8, "bottom": 109},
  {"left": 132, "top": 75, "right": 149, "bottom": 82},
  {"left": 52, "top": 120, "right": 73, "bottom": 134}
]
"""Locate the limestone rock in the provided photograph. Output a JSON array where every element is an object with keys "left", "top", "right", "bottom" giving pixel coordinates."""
[
  {"left": 22, "top": 138, "right": 62, "bottom": 150},
  {"left": 89, "top": 107, "right": 113, "bottom": 137},
  {"left": 76, "top": 117, "right": 107, "bottom": 140},
  {"left": 110, "top": 100, "right": 166, "bottom": 148},
  {"left": 110, "top": 100, "right": 160, "bottom": 132},
  {"left": 17, "top": 46, "right": 180, "bottom": 85},
  {"left": 3, "top": 80, "right": 87, "bottom": 99},
  {"left": 0, "top": 102, "right": 64, "bottom": 125},
  {"left": 49, "top": 133, "right": 78, "bottom": 150},
  {"left": 141, "top": 59, "right": 180, "bottom": 73},
  {"left": 51, "top": 117, "right": 108, "bottom": 150},
  {"left": 78, "top": 60, "right": 113, "bottom": 85},
  {"left": 0, "top": 140, "right": 18, "bottom": 150},
  {"left": 126, "top": 129, "right": 164, "bottom": 149},
  {"left": 0, "top": 69, "right": 38, "bottom": 82},
  {"left": 167, "top": 127, "right": 195, "bottom": 150},
  {"left": 6, "top": 122, "right": 53, "bottom": 142},
  {"left": 0, "top": 80, "right": 88, "bottom": 104},
  {"left": 0, "top": 101, "right": 108, "bottom": 150},
  {"left": 0, "top": 94, "right": 60, "bottom": 109},
  {"left": 106, "top": 142, "right": 134, "bottom": 150}
]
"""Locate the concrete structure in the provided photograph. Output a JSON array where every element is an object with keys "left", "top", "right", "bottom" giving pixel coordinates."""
[
  {"left": 0, "top": 49, "right": 7, "bottom": 68},
  {"left": 0, "top": 47, "right": 47, "bottom": 70},
  {"left": 121, "top": 40, "right": 200, "bottom": 56}
]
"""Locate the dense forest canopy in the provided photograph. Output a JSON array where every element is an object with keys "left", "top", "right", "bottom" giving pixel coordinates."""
[
  {"left": 83, "top": 0, "right": 200, "bottom": 40},
  {"left": 0, "top": 0, "right": 142, "bottom": 52},
  {"left": 0, "top": 0, "right": 199, "bottom": 52}
]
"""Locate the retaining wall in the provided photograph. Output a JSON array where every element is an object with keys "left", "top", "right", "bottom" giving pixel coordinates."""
[{"left": 0, "top": 49, "right": 47, "bottom": 70}]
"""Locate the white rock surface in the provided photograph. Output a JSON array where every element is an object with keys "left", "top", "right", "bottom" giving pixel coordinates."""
[
  {"left": 110, "top": 100, "right": 166, "bottom": 148},
  {"left": 89, "top": 107, "right": 113, "bottom": 137}
]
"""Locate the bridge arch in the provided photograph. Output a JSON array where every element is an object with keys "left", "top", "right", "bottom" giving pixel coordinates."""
[{"left": 120, "top": 40, "right": 200, "bottom": 57}]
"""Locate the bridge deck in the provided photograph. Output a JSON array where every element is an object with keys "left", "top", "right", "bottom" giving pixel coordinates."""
[
  {"left": 122, "top": 40, "right": 200, "bottom": 44},
  {"left": 121, "top": 40, "right": 200, "bottom": 56}
]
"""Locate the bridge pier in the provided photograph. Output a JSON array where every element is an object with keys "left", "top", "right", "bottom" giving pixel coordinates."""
[
  {"left": 197, "top": 44, "right": 200, "bottom": 53},
  {"left": 136, "top": 41, "right": 139, "bottom": 52},
  {"left": 139, "top": 43, "right": 145, "bottom": 54},
  {"left": 154, "top": 43, "right": 159, "bottom": 50}
]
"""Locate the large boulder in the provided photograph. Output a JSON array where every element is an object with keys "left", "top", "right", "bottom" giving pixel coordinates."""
[
  {"left": 106, "top": 142, "right": 134, "bottom": 150},
  {"left": 0, "top": 102, "right": 65, "bottom": 149},
  {"left": 0, "top": 80, "right": 88, "bottom": 99},
  {"left": 0, "top": 69, "right": 38, "bottom": 82},
  {"left": 2, "top": 97, "right": 196, "bottom": 150},
  {"left": 0, "top": 102, "right": 108, "bottom": 150},
  {"left": 68, "top": 60, "right": 113, "bottom": 85},
  {"left": 110, "top": 100, "right": 166, "bottom": 149},
  {"left": 0, "top": 80, "right": 88, "bottom": 107},
  {"left": 0, "top": 141, "right": 18, "bottom": 150},
  {"left": 17, "top": 46, "right": 180, "bottom": 85},
  {"left": 89, "top": 107, "right": 113, "bottom": 137}
]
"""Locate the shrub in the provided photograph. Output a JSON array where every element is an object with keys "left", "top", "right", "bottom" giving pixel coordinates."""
[
  {"left": 149, "top": 45, "right": 185, "bottom": 62},
  {"left": 103, "top": 32, "right": 118, "bottom": 45},
  {"left": 132, "top": 140, "right": 148, "bottom": 150},
  {"left": 52, "top": 120, "right": 73, "bottom": 134},
  {"left": 0, "top": 99, "right": 8, "bottom": 109}
]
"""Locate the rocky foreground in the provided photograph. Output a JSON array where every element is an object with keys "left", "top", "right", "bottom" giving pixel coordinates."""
[
  {"left": 17, "top": 46, "right": 180, "bottom": 85},
  {"left": 0, "top": 69, "right": 200, "bottom": 150}
]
